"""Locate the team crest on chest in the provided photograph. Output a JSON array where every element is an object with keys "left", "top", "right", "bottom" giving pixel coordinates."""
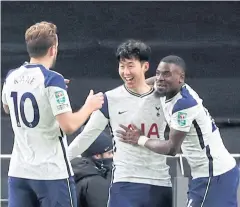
[
  {"left": 155, "top": 106, "right": 160, "bottom": 117},
  {"left": 177, "top": 112, "right": 187, "bottom": 126}
]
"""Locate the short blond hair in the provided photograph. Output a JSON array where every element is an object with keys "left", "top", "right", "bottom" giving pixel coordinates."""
[{"left": 25, "top": 21, "right": 57, "bottom": 58}]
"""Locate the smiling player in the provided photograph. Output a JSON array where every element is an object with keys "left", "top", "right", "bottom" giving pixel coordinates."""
[
  {"left": 117, "top": 55, "right": 239, "bottom": 207},
  {"left": 68, "top": 40, "right": 172, "bottom": 207}
]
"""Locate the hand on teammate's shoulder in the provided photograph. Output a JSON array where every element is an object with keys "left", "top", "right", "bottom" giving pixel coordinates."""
[
  {"left": 85, "top": 90, "right": 104, "bottom": 112},
  {"left": 64, "top": 79, "right": 70, "bottom": 89}
]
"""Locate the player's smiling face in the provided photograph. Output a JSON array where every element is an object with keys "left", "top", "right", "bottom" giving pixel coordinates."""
[
  {"left": 155, "top": 62, "right": 184, "bottom": 97},
  {"left": 118, "top": 58, "right": 148, "bottom": 89}
]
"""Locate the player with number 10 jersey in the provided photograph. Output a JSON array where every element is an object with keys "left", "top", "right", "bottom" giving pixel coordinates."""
[
  {"left": 2, "top": 63, "right": 74, "bottom": 180},
  {"left": 2, "top": 21, "right": 104, "bottom": 207}
]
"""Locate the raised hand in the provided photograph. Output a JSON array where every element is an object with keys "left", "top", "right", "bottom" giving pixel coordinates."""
[
  {"left": 64, "top": 79, "right": 70, "bottom": 89},
  {"left": 116, "top": 124, "right": 142, "bottom": 145},
  {"left": 85, "top": 90, "right": 104, "bottom": 112}
]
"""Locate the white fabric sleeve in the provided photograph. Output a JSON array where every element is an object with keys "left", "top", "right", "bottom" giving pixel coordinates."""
[
  {"left": 67, "top": 110, "right": 109, "bottom": 160},
  {"left": 170, "top": 105, "right": 200, "bottom": 132},
  {"left": 45, "top": 73, "right": 72, "bottom": 116},
  {"left": 47, "top": 86, "right": 72, "bottom": 116}
]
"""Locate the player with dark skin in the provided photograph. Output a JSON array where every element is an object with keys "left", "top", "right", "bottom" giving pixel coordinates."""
[
  {"left": 116, "top": 56, "right": 187, "bottom": 156},
  {"left": 117, "top": 55, "right": 239, "bottom": 207}
]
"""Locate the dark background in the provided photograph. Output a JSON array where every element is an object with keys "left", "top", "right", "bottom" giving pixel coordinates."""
[
  {"left": 1, "top": 1, "right": 240, "bottom": 202},
  {"left": 2, "top": 1, "right": 240, "bottom": 117}
]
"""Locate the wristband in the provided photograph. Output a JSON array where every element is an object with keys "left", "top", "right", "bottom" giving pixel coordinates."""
[{"left": 138, "top": 136, "right": 148, "bottom": 146}]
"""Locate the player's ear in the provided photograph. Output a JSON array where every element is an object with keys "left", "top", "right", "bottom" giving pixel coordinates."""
[
  {"left": 48, "top": 46, "right": 54, "bottom": 57},
  {"left": 179, "top": 72, "right": 185, "bottom": 84},
  {"left": 142, "top": 61, "right": 149, "bottom": 72},
  {"left": 49, "top": 45, "right": 56, "bottom": 57}
]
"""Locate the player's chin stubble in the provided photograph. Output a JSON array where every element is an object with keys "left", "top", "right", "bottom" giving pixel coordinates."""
[{"left": 153, "top": 90, "right": 165, "bottom": 98}]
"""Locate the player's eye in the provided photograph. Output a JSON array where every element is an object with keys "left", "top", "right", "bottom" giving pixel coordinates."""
[{"left": 163, "top": 71, "right": 171, "bottom": 77}]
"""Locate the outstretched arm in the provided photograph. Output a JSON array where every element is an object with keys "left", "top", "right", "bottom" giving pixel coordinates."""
[
  {"left": 116, "top": 124, "right": 185, "bottom": 156},
  {"left": 68, "top": 110, "right": 109, "bottom": 160},
  {"left": 47, "top": 73, "right": 104, "bottom": 135},
  {"left": 117, "top": 101, "right": 199, "bottom": 155},
  {"left": 142, "top": 128, "right": 185, "bottom": 155},
  {"left": 68, "top": 94, "right": 110, "bottom": 160},
  {"left": 145, "top": 76, "right": 156, "bottom": 86},
  {"left": 55, "top": 89, "right": 103, "bottom": 134}
]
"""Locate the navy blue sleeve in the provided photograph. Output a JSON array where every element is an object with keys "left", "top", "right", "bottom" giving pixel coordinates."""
[
  {"left": 44, "top": 73, "right": 66, "bottom": 90},
  {"left": 172, "top": 87, "right": 198, "bottom": 114},
  {"left": 38, "top": 65, "right": 66, "bottom": 90},
  {"left": 99, "top": 94, "right": 109, "bottom": 119}
]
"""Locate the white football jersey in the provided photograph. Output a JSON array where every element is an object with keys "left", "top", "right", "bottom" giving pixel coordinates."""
[
  {"left": 2, "top": 63, "right": 74, "bottom": 180},
  {"left": 160, "top": 84, "right": 236, "bottom": 179},
  {"left": 68, "top": 85, "right": 172, "bottom": 187}
]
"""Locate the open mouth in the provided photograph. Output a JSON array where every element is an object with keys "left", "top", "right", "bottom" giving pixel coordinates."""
[
  {"left": 125, "top": 77, "right": 134, "bottom": 82},
  {"left": 156, "top": 84, "right": 167, "bottom": 90},
  {"left": 156, "top": 83, "right": 166, "bottom": 87}
]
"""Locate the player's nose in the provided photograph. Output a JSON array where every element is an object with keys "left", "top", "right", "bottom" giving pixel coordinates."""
[{"left": 121, "top": 67, "right": 130, "bottom": 74}]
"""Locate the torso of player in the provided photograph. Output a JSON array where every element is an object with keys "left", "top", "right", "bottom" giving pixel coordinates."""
[
  {"left": 160, "top": 84, "right": 236, "bottom": 179},
  {"left": 3, "top": 64, "right": 73, "bottom": 180},
  {"left": 106, "top": 85, "right": 171, "bottom": 187}
]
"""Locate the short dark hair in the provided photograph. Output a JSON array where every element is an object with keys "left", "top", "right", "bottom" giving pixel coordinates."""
[
  {"left": 25, "top": 21, "right": 57, "bottom": 58},
  {"left": 161, "top": 55, "right": 186, "bottom": 72},
  {"left": 116, "top": 39, "right": 151, "bottom": 62}
]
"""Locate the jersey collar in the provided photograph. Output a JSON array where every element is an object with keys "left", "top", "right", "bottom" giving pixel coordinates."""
[{"left": 124, "top": 84, "right": 154, "bottom": 98}]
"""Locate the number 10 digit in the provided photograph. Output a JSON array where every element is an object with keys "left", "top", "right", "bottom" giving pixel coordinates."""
[{"left": 10, "top": 91, "right": 40, "bottom": 128}]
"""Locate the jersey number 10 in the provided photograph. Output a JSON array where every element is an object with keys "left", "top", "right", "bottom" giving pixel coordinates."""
[{"left": 10, "top": 91, "right": 40, "bottom": 128}]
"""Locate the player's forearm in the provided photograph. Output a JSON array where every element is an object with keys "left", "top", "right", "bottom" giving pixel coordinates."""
[
  {"left": 141, "top": 137, "right": 177, "bottom": 156},
  {"left": 145, "top": 76, "right": 156, "bottom": 86},
  {"left": 68, "top": 128, "right": 102, "bottom": 160},
  {"left": 65, "top": 104, "right": 93, "bottom": 134},
  {"left": 68, "top": 110, "right": 109, "bottom": 160}
]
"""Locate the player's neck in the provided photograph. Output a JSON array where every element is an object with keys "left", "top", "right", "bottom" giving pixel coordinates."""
[
  {"left": 128, "top": 83, "right": 152, "bottom": 95},
  {"left": 29, "top": 58, "right": 51, "bottom": 69},
  {"left": 166, "top": 83, "right": 185, "bottom": 100},
  {"left": 166, "top": 91, "right": 179, "bottom": 100}
]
